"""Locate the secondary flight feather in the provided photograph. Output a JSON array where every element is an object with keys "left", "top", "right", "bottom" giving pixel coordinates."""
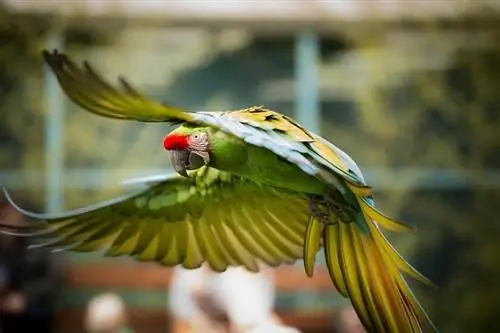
[{"left": 1, "top": 50, "right": 438, "bottom": 333}]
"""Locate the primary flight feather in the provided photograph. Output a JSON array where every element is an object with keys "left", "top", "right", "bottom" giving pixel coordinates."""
[{"left": 1, "top": 50, "right": 438, "bottom": 333}]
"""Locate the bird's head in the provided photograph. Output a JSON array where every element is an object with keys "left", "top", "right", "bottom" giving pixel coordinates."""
[{"left": 163, "top": 126, "right": 211, "bottom": 177}]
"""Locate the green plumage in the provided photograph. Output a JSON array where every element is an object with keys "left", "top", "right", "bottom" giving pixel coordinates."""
[
  {"left": 0, "top": 50, "right": 439, "bottom": 333},
  {"left": 172, "top": 124, "right": 329, "bottom": 195}
]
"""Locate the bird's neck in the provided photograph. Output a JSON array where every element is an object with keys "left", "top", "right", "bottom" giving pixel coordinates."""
[{"left": 208, "top": 131, "right": 248, "bottom": 173}]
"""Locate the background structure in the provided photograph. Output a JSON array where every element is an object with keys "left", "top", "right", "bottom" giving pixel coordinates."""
[{"left": 1, "top": 1, "right": 500, "bottom": 332}]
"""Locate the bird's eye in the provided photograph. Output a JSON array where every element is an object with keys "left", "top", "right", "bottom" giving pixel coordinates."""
[{"left": 191, "top": 133, "right": 202, "bottom": 142}]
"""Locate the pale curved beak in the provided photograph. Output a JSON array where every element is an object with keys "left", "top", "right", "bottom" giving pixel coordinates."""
[
  {"left": 170, "top": 150, "right": 190, "bottom": 177},
  {"left": 170, "top": 150, "right": 210, "bottom": 178}
]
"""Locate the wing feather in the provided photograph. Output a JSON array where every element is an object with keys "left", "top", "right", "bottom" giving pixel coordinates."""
[
  {"left": 42, "top": 50, "right": 195, "bottom": 124},
  {"left": 323, "top": 225, "right": 348, "bottom": 297},
  {"left": 155, "top": 225, "right": 175, "bottom": 263},
  {"left": 183, "top": 220, "right": 204, "bottom": 268},
  {"left": 1, "top": 167, "right": 309, "bottom": 272}
]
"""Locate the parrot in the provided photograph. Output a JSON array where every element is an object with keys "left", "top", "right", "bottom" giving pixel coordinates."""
[{"left": 0, "top": 50, "right": 438, "bottom": 333}]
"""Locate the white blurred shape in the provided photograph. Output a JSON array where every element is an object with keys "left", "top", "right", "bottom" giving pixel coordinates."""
[
  {"left": 84, "top": 292, "right": 127, "bottom": 333},
  {"left": 169, "top": 265, "right": 279, "bottom": 330},
  {"left": 211, "top": 266, "right": 275, "bottom": 327}
]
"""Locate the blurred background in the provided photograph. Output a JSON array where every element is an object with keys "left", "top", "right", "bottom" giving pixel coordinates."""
[{"left": 1, "top": 0, "right": 500, "bottom": 332}]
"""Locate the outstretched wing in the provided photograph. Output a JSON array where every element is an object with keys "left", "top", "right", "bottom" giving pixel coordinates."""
[
  {"left": 42, "top": 49, "right": 195, "bottom": 124},
  {"left": 1, "top": 167, "right": 309, "bottom": 272},
  {"left": 43, "top": 50, "right": 369, "bottom": 193}
]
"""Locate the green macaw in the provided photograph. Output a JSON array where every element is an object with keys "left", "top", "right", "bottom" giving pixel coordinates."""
[{"left": 1, "top": 50, "right": 438, "bottom": 333}]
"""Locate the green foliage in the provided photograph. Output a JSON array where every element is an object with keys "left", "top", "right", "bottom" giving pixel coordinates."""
[
  {"left": 0, "top": 7, "right": 121, "bottom": 206},
  {"left": 412, "top": 45, "right": 500, "bottom": 332},
  {"left": 318, "top": 23, "right": 500, "bottom": 332},
  {"left": 0, "top": 8, "right": 51, "bottom": 171}
]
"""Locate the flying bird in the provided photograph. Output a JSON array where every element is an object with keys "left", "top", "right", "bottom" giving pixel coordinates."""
[{"left": 1, "top": 50, "right": 438, "bottom": 333}]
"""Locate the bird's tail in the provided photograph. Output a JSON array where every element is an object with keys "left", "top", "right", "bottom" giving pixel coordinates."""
[{"left": 303, "top": 182, "right": 438, "bottom": 333}]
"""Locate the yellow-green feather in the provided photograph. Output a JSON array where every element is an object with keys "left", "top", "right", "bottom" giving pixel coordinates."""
[
  {"left": 8, "top": 167, "right": 309, "bottom": 274},
  {"left": 319, "top": 183, "right": 438, "bottom": 333}
]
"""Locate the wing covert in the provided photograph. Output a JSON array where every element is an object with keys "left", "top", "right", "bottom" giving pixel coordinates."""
[{"left": 193, "top": 109, "right": 370, "bottom": 194}]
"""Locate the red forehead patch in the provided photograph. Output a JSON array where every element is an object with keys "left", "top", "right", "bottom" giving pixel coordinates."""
[{"left": 163, "top": 134, "right": 189, "bottom": 150}]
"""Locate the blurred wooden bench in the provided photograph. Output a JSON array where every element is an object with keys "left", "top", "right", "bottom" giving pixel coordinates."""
[
  {"left": 57, "top": 308, "right": 333, "bottom": 333},
  {"left": 64, "top": 262, "right": 334, "bottom": 291},
  {"left": 56, "top": 262, "right": 338, "bottom": 333}
]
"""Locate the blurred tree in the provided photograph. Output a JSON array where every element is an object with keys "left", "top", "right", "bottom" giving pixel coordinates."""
[
  {"left": 404, "top": 44, "right": 500, "bottom": 332},
  {"left": 160, "top": 35, "right": 349, "bottom": 111},
  {"left": 0, "top": 4, "right": 120, "bottom": 203},
  {"left": 0, "top": 7, "right": 51, "bottom": 172}
]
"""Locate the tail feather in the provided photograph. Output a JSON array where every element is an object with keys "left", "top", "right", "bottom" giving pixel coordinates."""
[
  {"left": 320, "top": 185, "right": 438, "bottom": 333},
  {"left": 324, "top": 225, "right": 348, "bottom": 297},
  {"left": 360, "top": 198, "right": 415, "bottom": 233},
  {"left": 367, "top": 216, "right": 438, "bottom": 289},
  {"left": 348, "top": 224, "right": 387, "bottom": 330},
  {"left": 303, "top": 216, "right": 322, "bottom": 277}
]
